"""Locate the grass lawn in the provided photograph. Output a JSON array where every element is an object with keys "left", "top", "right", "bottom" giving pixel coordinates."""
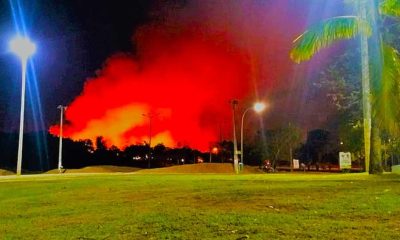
[{"left": 0, "top": 173, "right": 399, "bottom": 239}]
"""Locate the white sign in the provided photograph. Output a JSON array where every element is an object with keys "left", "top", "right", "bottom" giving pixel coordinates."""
[
  {"left": 293, "top": 159, "right": 299, "bottom": 169},
  {"left": 339, "top": 152, "right": 352, "bottom": 169}
]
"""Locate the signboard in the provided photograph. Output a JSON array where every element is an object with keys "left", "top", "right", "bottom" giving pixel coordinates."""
[
  {"left": 293, "top": 159, "right": 299, "bottom": 169},
  {"left": 339, "top": 152, "right": 352, "bottom": 169}
]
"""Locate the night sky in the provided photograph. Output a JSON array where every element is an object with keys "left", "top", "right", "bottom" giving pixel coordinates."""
[
  {"left": 0, "top": 0, "right": 349, "bottom": 150},
  {"left": 0, "top": 0, "right": 153, "bottom": 126}
]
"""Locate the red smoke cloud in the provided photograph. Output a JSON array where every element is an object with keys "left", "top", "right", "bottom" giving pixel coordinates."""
[
  {"left": 50, "top": 25, "right": 251, "bottom": 150},
  {"left": 50, "top": 1, "right": 341, "bottom": 150}
]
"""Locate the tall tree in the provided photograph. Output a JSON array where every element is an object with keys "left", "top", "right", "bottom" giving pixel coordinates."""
[
  {"left": 290, "top": 0, "right": 400, "bottom": 173},
  {"left": 265, "top": 124, "right": 302, "bottom": 170},
  {"left": 314, "top": 50, "right": 364, "bottom": 165}
]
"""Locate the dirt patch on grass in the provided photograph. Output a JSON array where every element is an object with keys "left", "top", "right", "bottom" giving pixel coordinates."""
[
  {"left": 137, "top": 163, "right": 263, "bottom": 174},
  {"left": 45, "top": 165, "right": 142, "bottom": 174},
  {"left": 0, "top": 169, "right": 13, "bottom": 175}
]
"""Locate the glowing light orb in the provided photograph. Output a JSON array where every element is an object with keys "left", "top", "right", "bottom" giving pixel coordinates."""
[
  {"left": 253, "top": 102, "right": 266, "bottom": 113},
  {"left": 211, "top": 147, "right": 219, "bottom": 154},
  {"left": 9, "top": 36, "right": 36, "bottom": 60}
]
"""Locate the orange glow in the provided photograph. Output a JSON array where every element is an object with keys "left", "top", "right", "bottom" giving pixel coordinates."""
[
  {"left": 211, "top": 147, "right": 219, "bottom": 154},
  {"left": 49, "top": 26, "right": 251, "bottom": 151},
  {"left": 48, "top": 1, "right": 314, "bottom": 151}
]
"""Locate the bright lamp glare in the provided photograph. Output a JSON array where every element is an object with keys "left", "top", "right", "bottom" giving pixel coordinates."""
[
  {"left": 253, "top": 102, "right": 266, "bottom": 113},
  {"left": 211, "top": 147, "right": 219, "bottom": 154},
  {"left": 9, "top": 36, "right": 36, "bottom": 60}
]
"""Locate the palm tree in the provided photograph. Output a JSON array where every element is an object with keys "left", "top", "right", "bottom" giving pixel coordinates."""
[{"left": 290, "top": 0, "right": 400, "bottom": 173}]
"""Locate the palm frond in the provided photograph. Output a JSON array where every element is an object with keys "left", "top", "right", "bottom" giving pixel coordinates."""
[
  {"left": 290, "top": 16, "right": 371, "bottom": 63},
  {"left": 373, "top": 44, "right": 400, "bottom": 134},
  {"left": 380, "top": 0, "right": 400, "bottom": 18}
]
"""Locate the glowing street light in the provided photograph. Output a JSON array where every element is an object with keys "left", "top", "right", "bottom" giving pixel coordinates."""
[
  {"left": 10, "top": 36, "right": 36, "bottom": 175},
  {"left": 254, "top": 102, "right": 266, "bottom": 113},
  {"left": 240, "top": 102, "right": 267, "bottom": 171},
  {"left": 209, "top": 147, "right": 218, "bottom": 163},
  {"left": 10, "top": 36, "right": 36, "bottom": 61}
]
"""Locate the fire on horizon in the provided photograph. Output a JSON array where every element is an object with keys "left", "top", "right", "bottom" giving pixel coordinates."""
[{"left": 47, "top": 0, "right": 345, "bottom": 150}]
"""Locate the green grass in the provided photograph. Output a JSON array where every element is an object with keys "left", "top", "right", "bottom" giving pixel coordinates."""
[{"left": 0, "top": 173, "right": 399, "bottom": 239}]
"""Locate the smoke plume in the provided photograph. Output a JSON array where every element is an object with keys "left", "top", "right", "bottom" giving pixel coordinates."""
[{"left": 50, "top": 0, "right": 331, "bottom": 150}]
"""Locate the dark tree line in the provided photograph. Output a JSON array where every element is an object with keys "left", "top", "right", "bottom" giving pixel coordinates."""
[
  {"left": 2, "top": 127, "right": 393, "bottom": 173},
  {"left": 0, "top": 132, "right": 206, "bottom": 173}
]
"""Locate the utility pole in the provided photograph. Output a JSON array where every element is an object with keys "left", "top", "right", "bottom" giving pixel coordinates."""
[
  {"left": 143, "top": 113, "right": 158, "bottom": 168},
  {"left": 289, "top": 122, "right": 293, "bottom": 172},
  {"left": 219, "top": 123, "right": 225, "bottom": 163},
  {"left": 57, "top": 105, "right": 67, "bottom": 173},
  {"left": 231, "top": 99, "right": 239, "bottom": 174}
]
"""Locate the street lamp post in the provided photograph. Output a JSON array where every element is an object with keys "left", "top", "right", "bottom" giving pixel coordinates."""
[
  {"left": 10, "top": 36, "right": 36, "bottom": 175},
  {"left": 231, "top": 99, "right": 239, "bottom": 174},
  {"left": 240, "top": 102, "right": 266, "bottom": 171},
  {"left": 57, "top": 105, "right": 67, "bottom": 173},
  {"left": 209, "top": 147, "right": 218, "bottom": 163}
]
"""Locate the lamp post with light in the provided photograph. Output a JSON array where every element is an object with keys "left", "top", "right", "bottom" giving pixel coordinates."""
[
  {"left": 240, "top": 102, "right": 266, "bottom": 171},
  {"left": 209, "top": 147, "right": 218, "bottom": 163},
  {"left": 10, "top": 36, "right": 36, "bottom": 175},
  {"left": 57, "top": 105, "right": 67, "bottom": 173}
]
